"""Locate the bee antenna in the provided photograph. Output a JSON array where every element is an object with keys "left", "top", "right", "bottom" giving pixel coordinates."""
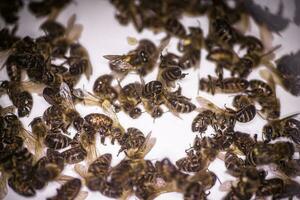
[{"left": 257, "top": 111, "right": 267, "bottom": 121}]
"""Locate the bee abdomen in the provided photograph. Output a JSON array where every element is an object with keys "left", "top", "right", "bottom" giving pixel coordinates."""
[
  {"left": 161, "top": 66, "right": 185, "bottom": 82},
  {"left": 44, "top": 133, "right": 72, "bottom": 150},
  {"left": 236, "top": 104, "right": 256, "bottom": 123}
]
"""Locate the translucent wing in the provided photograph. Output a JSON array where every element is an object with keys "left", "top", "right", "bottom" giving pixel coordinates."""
[
  {"left": 130, "top": 132, "right": 156, "bottom": 159},
  {"left": 196, "top": 96, "right": 224, "bottom": 113},
  {"left": 60, "top": 82, "right": 75, "bottom": 109},
  {"left": 103, "top": 55, "right": 134, "bottom": 71},
  {"left": 74, "top": 164, "right": 88, "bottom": 178},
  {"left": 0, "top": 50, "right": 11, "bottom": 69}
]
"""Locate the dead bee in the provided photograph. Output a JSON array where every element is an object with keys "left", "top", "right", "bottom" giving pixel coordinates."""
[
  {"left": 29, "top": 117, "right": 48, "bottom": 158},
  {"left": 61, "top": 145, "right": 87, "bottom": 164},
  {"left": 206, "top": 48, "right": 236, "bottom": 65},
  {"left": 28, "top": 0, "right": 72, "bottom": 18},
  {"left": 67, "top": 43, "right": 93, "bottom": 80},
  {"left": 207, "top": 18, "right": 239, "bottom": 49},
  {"left": 233, "top": 131, "right": 257, "bottom": 155},
  {"left": 224, "top": 150, "right": 245, "bottom": 177},
  {"left": 118, "top": 82, "right": 143, "bottom": 118},
  {"left": 262, "top": 113, "right": 300, "bottom": 143},
  {"left": 88, "top": 153, "right": 112, "bottom": 177},
  {"left": 275, "top": 159, "right": 300, "bottom": 177},
  {"left": 0, "top": 81, "right": 33, "bottom": 117},
  {"left": 164, "top": 92, "right": 196, "bottom": 117},
  {"left": 118, "top": 128, "right": 155, "bottom": 159},
  {"left": 183, "top": 182, "right": 207, "bottom": 200},
  {"left": 196, "top": 96, "right": 236, "bottom": 132},
  {"left": 238, "top": 35, "right": 264, "bottom": 53},
  {"left": 93, "top": 74, "right": 118, "bottom": 103},
  {"left": 199, "top": 76, "right": 249, "bottom": 95},
  {"left": 176, "top": 150, "right": 208, "bottom": 172},
  {"left": 191, "top": 110, "right": 214, "bottom": 133},
  {"left": 8, "top": 173, "right": 36, "bottom": 197},
  {"left": 188, "top": 169, "right": 218, "bottom": 190},
  {"left": 158, "top": 66, "right": 188, "bottom": 87},
  {"left": 159, "top": 53, "right": 180, "bottom": 69},
  {"left": 178, "top": 26, "right": 204, "bottom": 53},
  {"left": 246, "top": 79, "right": 274, "bottom": 97},
  {"left": 103, "top": 39, "right": 158, "bottom": 77},
  {"left": 142, "top": 80, "right": 163, "bottom": 98},
  {"left": 246, "top": 141, "right": 295, "bottom": 166},
  {"left": 256, "top": 178, "right": 284, "bottom": 197},
  {"left": 273, "top": 179, "right": 300, "bottom": 199},
  {"left": 47, "top": 178, "right": 86, "bottom": 200},
  {"left": 254, "top": 70, "right": 281, "bottom": 119},
  {"left": 165, "top": 18, "right": 186, "bottom": 38}
]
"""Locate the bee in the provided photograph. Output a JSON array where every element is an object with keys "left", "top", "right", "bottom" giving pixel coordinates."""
[
  {"left": 275, "top": 159, "right": 300, "bottom": 177},
  {"left": 84, "top": 113, "right": 113, "bottom": 130},
  {"left": 206, "top": 48, "right": 236, "bottom": 65},
  {"left": 196, "top": 96, "right": 236, "bottom": 132},
  {"left": 29, "top": 117, "right": 48, "bottom": 158},
  {"left": 27, "top": 0, "right": 60, "bottom": 17},
  {"left": 238, "top": 35, "right": 264, "bottom": 53},
  {"left": 103, "top": 39, "right": 158, "bottom": 77},
  {"left": 262, "top": 113, "right": 300, "bottom": 143},
  {"left": 233, "top": 131, "right": 257, "bottom": 155},
  {"left": 118, "top": 128, "right": 155, "bottom": 158},
  {"left": 159, "top": 66, "right": 188, "bottom": 87},
  {"left": 40, "top": 20, "right": 66, "bottom": 39},
  {"left": 191, "top": 110, "right": 214, "bottom": 134},
  {"left": 164, "top": 18, "right": 186, "bottom": 38},
  {"left": 93, "top": 74, "right": 118, "bottom": 103},
  {"left": 118, "top": 82, "right": 143, "bottom": 118},
  {"left": 254, "top": 70, "right": 280, "bottom": 119},
  {"left": 226, "top": 98, "right": 256, "bottom": 123},
  {"left": 142, "top": 80, "right": 163, "bottom": 99},
  {"left": 178, "top": 26, "right": 204, "bottom": 53},
  {"left": 159, "top": 53, "right": 180, "bottom": 69},
  {"left": 208, "top": 18, "right": 239, "bottom": 49},
  {"left": 47, "top": 178, "right": 87, "bottom": 200},
  {"left": 0, "top": 81, "right": 33, "bottom": 117},
  {"left": 224, "top": 150, "right": 245, "bottom": 177},
  {"left": 183, "top": 182, "right": 207, "bottom": 200},
  {"left": 199, "top": 76, "right": 249, "bottom": 95},
  {"left": 8, "top": 173, "right": 36, "bottom": 197},
  {"left": 256, "top": 178, "right": 284, "bottom": 197},
  {"left": 61, "top": 145, "right": 87, "bottom": 164},
  {"left": 246, "top": 141, "right": 295, "bottom": 166},
  {"left": 273, "top": 179, "right": 300, "bottom": 199},
  {"left": 246, "top": 79, "right": 274, "bottom": 97},
  {"left": 176, "top": 150, "right": 208, "bottom": 172},
  {"left": 164, "top": 92, "right": 196, "bottom": 117},
  {"left": 88, "top": 153, "right": 112, "bottom": 177},
  {"left": 67, "top": 43, "right": 93, "bottom": 80},
  {"left": 188, "top": 170, "right": 218, "bottom": 190}
]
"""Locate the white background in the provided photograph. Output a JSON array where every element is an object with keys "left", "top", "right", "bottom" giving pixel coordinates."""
[{"left": 1, "top": 0, "right": 300, "bottom": 199}]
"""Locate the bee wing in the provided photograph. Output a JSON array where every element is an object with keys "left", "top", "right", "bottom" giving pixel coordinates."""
[
  {"left": 0, "top": 172, "right": 8, "bottom": 200},
  {"left": 66, "top": 14, "right": 83, "bottom": 42},
  {"left": 103, "top": 55, "right": 134, "bottom": 70},
  {"left": 74, "top": 191, "right": 88, "bottom": 200},
  {"left": 196, "top": 96, "right": 223, "bottom": 113},
  {"left": 219, "top": 180, "right": 238, "bottom": 192},
  {"left": 21, "top": 81, "right": 45, "bottom": 94},
  {"left": 0, "top": 105, "right": 16, "bottom": 116},
  {"left": 0, "top": 49, "right": 11, "bottom": 69},
  {"left": 131, "top": 132, "right": 156, "bottom": 159},
  {"left": 74, "top": 164, "right": 88, "bottom": 178},
  {"left": 55, "top": 174, "right": 76, "bottom": 185},
  {"left": 60, "top": 82, "right": 75, "bottom": 109},
  {"left": 21, "top": 128, "right": 37, "bottom": 155}
]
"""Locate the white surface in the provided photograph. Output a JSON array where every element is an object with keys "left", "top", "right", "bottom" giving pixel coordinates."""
[{"left": 1, "top": 0, "right": 300, "bottom": 199}]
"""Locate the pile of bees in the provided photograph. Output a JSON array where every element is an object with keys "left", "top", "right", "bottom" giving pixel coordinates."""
[{"left": 1, "top": 0, "right": 300, "bottom": 199}]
